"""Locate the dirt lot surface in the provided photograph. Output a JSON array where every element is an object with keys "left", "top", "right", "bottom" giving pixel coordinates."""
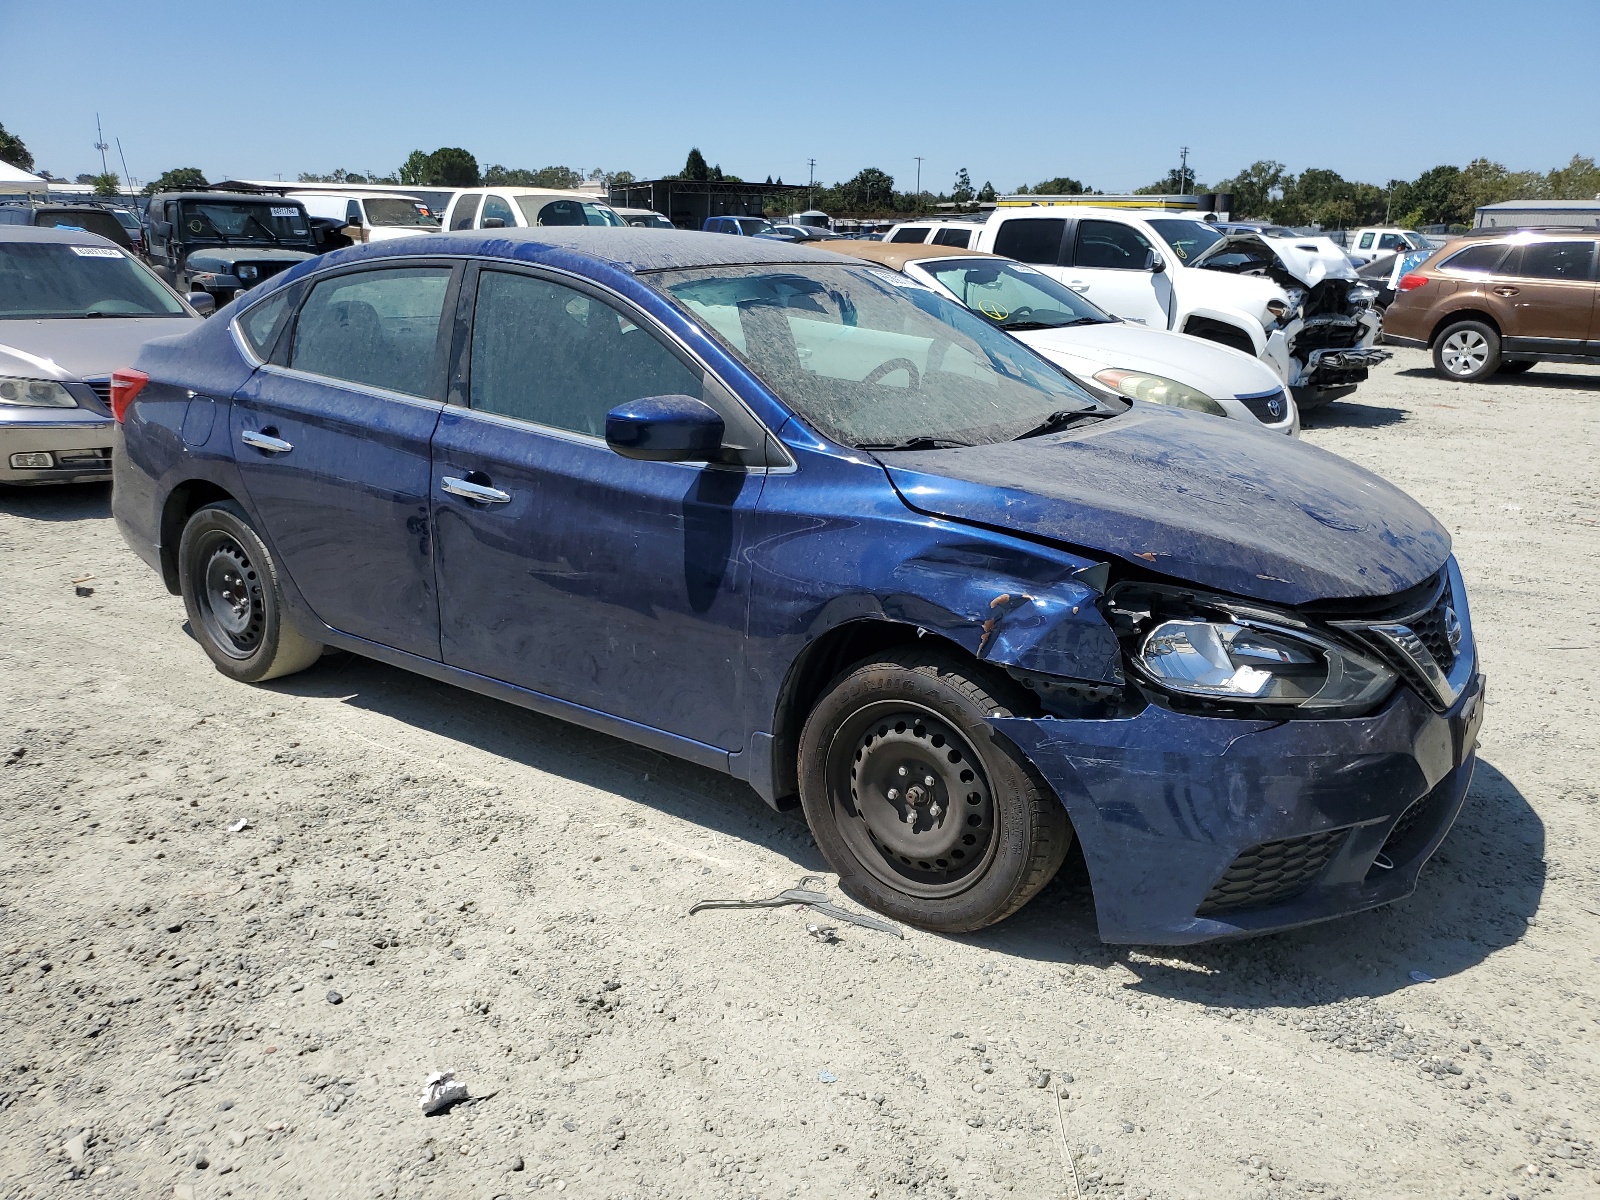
[{"left": 2, "top": 348, "right": 1599, "bottom": 1200}]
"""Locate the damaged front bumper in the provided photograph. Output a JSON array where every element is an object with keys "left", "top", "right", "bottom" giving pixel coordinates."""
[{"left": 993, "top": 672, "right": 1484, "bottom": 944}]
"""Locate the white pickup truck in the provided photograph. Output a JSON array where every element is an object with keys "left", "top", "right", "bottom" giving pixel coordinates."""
[
  {"left": 884, "top": 207, "right": 1386, "bottom": 409},
  {"left": 1346, "top": 227, "right": 1435, "bottom": 266}
]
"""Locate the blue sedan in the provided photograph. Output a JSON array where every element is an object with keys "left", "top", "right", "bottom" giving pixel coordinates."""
[{"left": 110, "top": 229, "right": 1484, "bottom": 943}]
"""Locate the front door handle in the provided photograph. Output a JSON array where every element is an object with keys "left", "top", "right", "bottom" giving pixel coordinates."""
[
  {"left": 1067, "top": 280, "right": 1090, "bottom": 292},
  {"left": 1492, "top": 285, "right": 1519, "bottom": 297},
  {"left": 240, "top": 429, "right": 293, "bottom": 454},
  {"left": 440, "top": 476, "right": 511, "bottom": 504}
]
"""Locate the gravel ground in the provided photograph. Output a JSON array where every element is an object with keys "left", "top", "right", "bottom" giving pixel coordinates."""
[{"left": 2, "top": 347, "right": 1598, "bottom": 1200}]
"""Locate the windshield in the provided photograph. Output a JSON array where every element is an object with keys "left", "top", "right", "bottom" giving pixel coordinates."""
[
  {"left": 654, "top": 263, "right": 1097, "bottom": 448},
  {"left": 111, "top": 210, "right": 142, "bottom": 230},
  {"left": 519, "top": 197, "right": 626, "bottom": 227},
  {"left": 181, "top": 201, "right": 309, "bottom": 242},
  {"left": 919, "top": 259, "right": 1111, "bottom": 330},
  {"left": 363, "top": 197, "right": 440, "bottom": 228},
  {"left": 0, "top": 241, "right": 186, "bottom": 318},
  {"left": 1147, "top": 218, "right": 1225, "bottom": 263}
]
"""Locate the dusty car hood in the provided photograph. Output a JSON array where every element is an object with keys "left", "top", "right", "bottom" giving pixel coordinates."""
[
  {"left": 879, "top": 405, "right": 1449, "bottom": 606},
  {"left": 0, "top": 317, "right": 202, "bottom": 380},
  {"left": 1193, "top": 232, "right": 1357, "bottom": 288},
  {"left": 185, "top": 247, "right": 317, "bottom": 271},
  {"left": 1015, "top": 321, "right": 1284, "bottom": 401}
]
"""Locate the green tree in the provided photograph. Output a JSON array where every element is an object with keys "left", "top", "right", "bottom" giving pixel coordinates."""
[
  {"left": 0, "top": 122, "right": 33, "bottom": 171},
  {"left": 1386, "top": 165, "right": 1464, "bottom": 227},
  {"left": 608, "top": 169, "right": 635, "bottom": 187},
  {"left": 1212, "top": 160, "right": 1288, "bottom": 220},
  {"left": 951, "top": 167, "right": 975, "bottom": 205},
  {"left": 843, "top": 167, "right": 896, "bottom": 212},
  {"left": 91, "top": 172, "right": 121, "bottom": 197},
  {"left": 1135, "top": 167, "right": 1203, "bottom": 195},
  {"left": 682, "top": 148, "right": 709, "bottom": 182},
  {"left": 142, "top": 167, "right": 208, "bottom": 195},
  {"left": 977, "top": 180, "right": 997, "bottom": 203},
  {"left": 398, "top": 150, "right": 432, "bottom": 186},
  {"left": 299, "top": 169, "right": 370, "bottom": 183},
  {"left": 1019, "top": 175, "right": 1086, "bottom": 196},
  {"left": 426, "top": 147, "right": 479, "bottom": 188},
  {"left": 1545, "top": 154, "right": 1600, "bottom": 200}
]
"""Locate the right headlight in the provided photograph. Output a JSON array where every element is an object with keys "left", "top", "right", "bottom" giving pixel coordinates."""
[
  {"left": 1093, "top": 369, "right": 1227, "bottom": 416},
  {"left": 0, "top": 376, "right": 77, "bottom": 408}
]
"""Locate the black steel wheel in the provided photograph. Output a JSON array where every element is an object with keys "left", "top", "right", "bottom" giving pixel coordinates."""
[
  {"left": 178, "top": 501, "right": 322, "bottom": 683},
  {"left": 798, "top": 649, "right": 1072, "bottom": 933}
]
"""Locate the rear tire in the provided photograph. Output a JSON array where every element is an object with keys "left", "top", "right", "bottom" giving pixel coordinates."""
[
  {"left": 797, "top": 649, "right": 1072, "bottom": 933},
  {"left": 178, "top": 501, "right": 323, "bottom": 683},
  {"left": 1498, "top": 360, "right": 1535, "bottom": 375},
  {"left": 1433, "top": 320, "right": 1501, "bottom": 381}
]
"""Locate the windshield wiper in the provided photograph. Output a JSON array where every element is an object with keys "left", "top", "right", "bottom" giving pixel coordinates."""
[
  {"left": 1012, "top": 410, "right": 1092, "bottom": 440},
  {"left": 998, "top": 316, "right": 1105, "bottom": 331},
  {"left": 855, "top": 436, "right": 972, "bottom": 452},
  {"left": 241, "top": 212, "right": 281, "bottom": 243}
]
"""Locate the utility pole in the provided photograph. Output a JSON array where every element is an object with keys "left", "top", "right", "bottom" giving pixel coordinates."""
[
  {"left": 914, "top": 156, "right": 924, "bottom": 197},
  {"left": 807, "top": 158, "right": 816, "bottom": 212},
  {"left": 115, "top": 138, "right": 134, "bottom": 196},
  {"left": 1178, "top": 146, "right": 1190, "bottom": 194},
  {"left": 94, "top": 114, "right": 110, "bottom": 177}
]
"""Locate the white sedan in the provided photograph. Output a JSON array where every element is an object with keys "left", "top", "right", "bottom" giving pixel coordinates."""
[{"left": 827, "top": 240, "right": 1298, "bottom": 435}]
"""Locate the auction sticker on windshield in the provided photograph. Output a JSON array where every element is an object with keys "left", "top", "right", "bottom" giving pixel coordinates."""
[
  {"left": 69, "top": 246, "right": 122, "bottom": 258},
  {"left": 269, "top": 207, "right": 299, "bottom": 218}
]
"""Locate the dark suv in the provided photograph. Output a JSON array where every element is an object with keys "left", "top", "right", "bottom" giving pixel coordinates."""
[
  {"left": 1383, "top": 230, "right": 1599, "bottom": 380},
  {"left": 144, "top": 193, "right": 320, "bottom": 306},
  {"left": 0, "top": 203, "right": 136, "bottom": 251}
]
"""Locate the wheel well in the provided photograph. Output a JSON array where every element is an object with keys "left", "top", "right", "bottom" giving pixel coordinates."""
[
  {"left": 158, "top": 480, "right": 235, "bottom": 594},
  {"left": 767, "top": 620, "right": 1030, "bottom": 805},
  {"left": 1429, "top": 309, "right": 1499, "bottom": 347},
  {"left": 1182, "top": 317, "right": 1257, "bottom": 357}
]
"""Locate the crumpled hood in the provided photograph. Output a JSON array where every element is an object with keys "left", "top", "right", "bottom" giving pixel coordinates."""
[
  {"left": 879, "top": 404, "right": 1449, "bottom": 605},
  {"left": 185, "top": 247, "right": 316, "bottom": 272},
  {"left": 0, "top": 316, "right": 202, "bottom": 380},
  {"left": 1194, "top": 232, "right": 1358, "bottom": 288},
  {"left": 1016, "top": 320, "right": 1284, "bottom": 401}
]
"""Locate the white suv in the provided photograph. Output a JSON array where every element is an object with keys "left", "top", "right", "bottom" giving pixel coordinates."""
[
  {"left": 886, "top": 207, "right": 1385, "bottom": 409},
  {"left": 439, "top": 188, "right": 626, "bottom": 232}
]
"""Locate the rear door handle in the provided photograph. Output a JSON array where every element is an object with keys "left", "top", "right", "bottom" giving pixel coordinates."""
[
  {"left": 440, "top": 476, "right": 511, "bottom": 504},
  {"left": 240, "top": 430, "right": 293, "bottom": 454}
]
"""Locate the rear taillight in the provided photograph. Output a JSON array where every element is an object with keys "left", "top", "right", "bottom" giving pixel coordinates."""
[
  {"left": 1397, "top": 273, "right": 1429, "bottom": 292},
  {"left": 109, "top": 368, "right": 149, "bottom": 423}
]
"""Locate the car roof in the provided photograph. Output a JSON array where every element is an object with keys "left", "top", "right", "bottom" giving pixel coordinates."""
[
  {"left": 0, "top": 224, "right": 125, "bottom": 248},
  {"left": 453, "top": 187, "right": 608, "bottom": 201},
  {"left": 823, "top": 239, "right": 993, "bottom": 270},
  {"left": 151, "top": 192, "right": 300, "bottom": 204},
  {"left": 310, "top": 227, "right": 853, "bottom": 274}
]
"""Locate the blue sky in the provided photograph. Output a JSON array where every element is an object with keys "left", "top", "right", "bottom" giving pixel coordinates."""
[{"left": 5, "top": 0, "right": 1596, "bottom": 193}]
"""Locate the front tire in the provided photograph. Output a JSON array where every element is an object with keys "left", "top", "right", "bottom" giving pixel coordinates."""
[
  {"left": 798, "top": 649, "right": 1071, "bottom": 933},
  {"left": 178, "top": 501, "right": 322, "bottom": 683},
  {"left": 1433, "top": 320, "right": 1501, "bottom": 381}
]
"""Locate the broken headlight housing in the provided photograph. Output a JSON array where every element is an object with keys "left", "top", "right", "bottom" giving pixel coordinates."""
[{"left": 1109, "top": 585, "right": 1396, "bottom": 716}]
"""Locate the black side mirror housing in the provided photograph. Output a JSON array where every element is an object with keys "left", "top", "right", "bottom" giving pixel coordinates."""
[
  {"left": 1149, "top": 251, "right": 1167, "bottom": 274},
  {"left": 187, "top": 291, "right": 216, "bottom": 317},
  {"left": 481, "top": 216, "right": 506, "bottom": 229},
  {"left": 606, "top": 395, "right": 725, "bottom": 462}
]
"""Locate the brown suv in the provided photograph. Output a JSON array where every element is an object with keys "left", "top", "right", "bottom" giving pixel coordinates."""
[{"left": 1383, "top": 230, "right": 1599, "bottom": 381}]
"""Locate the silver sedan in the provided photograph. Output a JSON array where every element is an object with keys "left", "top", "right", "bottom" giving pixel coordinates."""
[{"left": 1, "top": 226, "right": 207, "bottom": 486}]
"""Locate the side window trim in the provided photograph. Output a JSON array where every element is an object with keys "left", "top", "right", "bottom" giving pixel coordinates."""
[
  {"left": 448, "top": 258, "right": 789, "bottom": 469},
  {"left": 274, "top": 257, "right": 464, "bottom": 403}
]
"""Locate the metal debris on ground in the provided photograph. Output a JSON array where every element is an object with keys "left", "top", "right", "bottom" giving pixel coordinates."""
[
  {"left": 689, "top": 876, "right": 904, "bottom": 938},
  {"left": 806, "top": 923, "right": 839, "bottom": 943},
  {"left": 419, "top": 1069, "right": 469, "bottom": 1115}
]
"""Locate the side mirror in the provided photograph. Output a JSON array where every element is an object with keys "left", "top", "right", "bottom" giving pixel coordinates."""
[
  {"left": 152, "top": 220, "right": 172, "bottom": 237},
  {"left": 605, "top": 394, "right": 725, "bottom": 462},
  {"left": 1149, "top": 251, "right": 1167, "bottom": 274},
  {"left": 481, "top": 216, "right": 506, "bottom": 229},
  {"left": 187, "top": 291, "right": 216, "bottom": 317}
]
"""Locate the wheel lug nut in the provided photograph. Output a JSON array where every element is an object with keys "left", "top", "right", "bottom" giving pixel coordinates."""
[
  {"left": 886, "top": 788, "right": 899, "bottom": 800},
  {"left": 924, "top": 776, "right": 936, "bottom": 787},
  {"left": 897, "top": 766, "right": 907, "bottom": 777}
]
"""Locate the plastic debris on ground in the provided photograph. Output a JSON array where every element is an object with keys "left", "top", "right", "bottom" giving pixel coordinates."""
[
  {"left": 420, "top": 1069, "right": 469, "bottom": 1115},
  {"left": 228, "top": 818, "right": 250, "bottom": 832},
  {"left": 689, "top": 876, "right": 904, "bottom": 938},
  {"left": 817, "top": 1071, "right": 837, "bottom": 1083},
  {"left": 1408, "top": 970, "right": 1436, "bottom": 983}
]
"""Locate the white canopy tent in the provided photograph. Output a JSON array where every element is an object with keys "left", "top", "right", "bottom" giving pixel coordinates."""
[{"left": 0, "top": 161, "right": 49, "bottom": 195}]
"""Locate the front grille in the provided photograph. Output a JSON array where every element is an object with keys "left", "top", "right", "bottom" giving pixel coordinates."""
[
  {"left": 1197, "top": 828, "right": 1348, "bottom": 916},
  {"left": 1236, "top": 389, "right": 1288, "bottom": 423},
  {"left": 1295, "top": 316, "right": 1363, "bottom": 354},
  {"left": 1408, "top": 599, "right": 1458, "bottom": 673},
  {"left": 85, "top": 379, "right": 113, "bottom": 407}
]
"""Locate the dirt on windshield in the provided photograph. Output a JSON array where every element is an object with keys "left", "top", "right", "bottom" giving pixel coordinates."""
[{"left": 1, "top": 348, "right": 1597, "bottom": 1198}]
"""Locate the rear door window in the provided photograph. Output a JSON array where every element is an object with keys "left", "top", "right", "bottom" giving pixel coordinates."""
[
  {"left": 1440, "top": 244, "right": 1509, "bottom": 274},
  {"left": 448, "top": 193, "right": 481, "bottom": 231},
  {"left": 889, "top": 228, "right": 929, "bottom": 244},
  {"left": 1072, "top": 220, "right": 1155, "bottom": 270},
  {"left": 931, "top": 228, "right": 972, "bottom": 248},
  {"left": 1509, "top": 240, "right": 1597, "bottom": 280},
  {"left": 290, "top": 266, "right": 453, "bottom": 398},
  {"left": 993, "top": 218, "right": 1066, "bottom": 265}
]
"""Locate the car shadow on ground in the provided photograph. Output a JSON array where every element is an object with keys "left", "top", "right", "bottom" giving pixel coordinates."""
[
  {"left": 264, "top": 650, "right": 828, "bottom": 875},
  {"left": 967, "top": 760, "right": 1544, "bottom": 1008},
  {"left": 1299, "top": 401, "right": 1408, "bottom": 430},
  {"left": 1393, "top": 366, "right": 1600, "bottom": 392},
  {"left": 0, "top": 481, "right": 111, "bottom": 521}
]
